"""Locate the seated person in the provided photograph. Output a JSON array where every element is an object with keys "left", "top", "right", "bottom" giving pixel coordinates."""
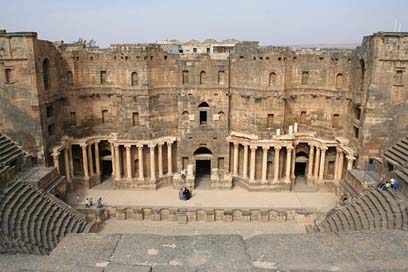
[
  {"left": 391, "top": 178, "right": 399, "bottom": 191},
  {"left": 183, "top": 187, "right": 191, "bottom": 200},
  {"left": 179, "top": 188, "right": 186, "bottom": 200},
  {"left": 382, "top": 181, "right": 391, "bottom": 191}
]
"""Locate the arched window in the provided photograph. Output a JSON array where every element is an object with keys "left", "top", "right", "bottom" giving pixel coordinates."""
[
  {"left": 131, "top": 72, "right": 138, "bottom": 86},
  {"left": 359, "top": 60, "right": 365, "bottom": 92},
  {"left": 200, "top": 71, "right": 206, "bottom": 85},
  {"left": 42, "top": 58, "right": 50, "bottom": 90},
  {"left": 300, "top": 111, "right": 306, "bottom": 124},
  {"left": 218, "top": 111, "right": 225, "bottom": 121},
  {"left": 269, "top": 72, "right": 276, "bottom": 87},
  {"left": 198, "top": 102, "right": 209, "bottom": 125},
  {"left": 335, "top": 73, "right": 343, "bottom": 89},
  {"left": 193, "top": 147, "right": 212, "bottom": 155},
  {"left": 67, "top": 71, "right": 73, "bottom": 87},
  {"left": 302, "top": 71, "right": 309, "bottom": 85}
]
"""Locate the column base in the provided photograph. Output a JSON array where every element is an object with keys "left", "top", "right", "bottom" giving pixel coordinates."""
[{"left": 261, "top": 179, "right": 267, "bottom": 184}]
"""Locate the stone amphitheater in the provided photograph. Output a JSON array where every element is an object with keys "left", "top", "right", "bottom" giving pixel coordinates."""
[{"left": 1, "top": 29, "right": 408, "bottom": 271}]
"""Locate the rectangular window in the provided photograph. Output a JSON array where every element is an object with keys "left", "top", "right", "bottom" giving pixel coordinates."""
[
  {"left": 70, "top": 112, "right": 76, "bottom": 126},
  {"left": 355, "top": 107, "right": 361, "bottom": 120},
  {"left": 5, "top": 68, "right": 13, "bottom": 83},
  {"left": 394, "top": 70, "right": 403, "bottom": 85},
  {"left": 218, "top": 157, "right": 224, "bottom": 170},
  {"left": 353, "top": 126, "right": 359, "bottom": 139},
  {"left": 48, "top": 123, "right": 55, "bottom": 136},
  {"left": 200, "top": 111, "right": 207, "bottom": 125},
  {"left": 218, "top": 71, "right": 225, "bottom": 85},
  {"left": 302, "top": 71, "right": 309, "bottom": 85},
  {"left": 182, "top": 70, "right": 189, "bottom": 84},
  {"left": 100, "top": 71, "right": 106, "bottom": 84},
  {"left": 332, "top": 114, "right": 340, "bottom": 128},
  {"left": 132, "top": 112, "right": 139, "bottom": 126},
  {"left": 206, "top": 48, "right": 210, "bottom": 53},
  {"left": 267, "top": 114, "right": 274, "bottom": 128},
  {"left": 46, "top": 105, "right": 54, "bottom": 118},
  {"left": 102, "top": 109, "right": 108, "bottom": 123}
]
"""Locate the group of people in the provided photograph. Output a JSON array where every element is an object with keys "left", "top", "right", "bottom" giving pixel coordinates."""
[
  {"left": 179, "top": 187, "right": 192, "bottom": 201},
  {"left": 377, "top": 178, "right": 399, "bottom": 191},
  {"left": 82, "top": 195, "right": 103, "bottom": 208}
]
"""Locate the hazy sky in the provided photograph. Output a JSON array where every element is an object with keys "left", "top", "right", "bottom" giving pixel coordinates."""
[{"left": 1, "top": 0, "right": 408, "bottom": 47}]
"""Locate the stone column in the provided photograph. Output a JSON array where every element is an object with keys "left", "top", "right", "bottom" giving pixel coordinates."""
[
  {"left": 285, "top": 146, "right": 293, "bottom": 183},
  {"left": 95, "top": 142, "right": 100, "bottom": 175},
  {"left": 291, "top": 145, "right": 296, "bottom": 179},
  {"left": 110, "top": 142, "right": 116, "bottom": 177},
  {"left": 81, "top": 144, "right": 89, "bottom": 179},
  {"left": 68, "top": 145, "right": 74, "bottom": 177},
  {"left": 346, "top": 156, "right": 355, "bottom": 170},
  {"left": 233, "top": 142, "right": 239, "bottom": 176},
  {"left": 249, "top": 145, "right": 257, "bottom": 183},
  {"left": 64, "top": 148, "right": 71, "bottom": 183},
  {"left": 318, "top": 146, "right": 327, "bottom": 181},
  {"left": 52, "top": 152, "right": 60, "bottom": 174},
  {"left": 307, "top": 144, "right": 314, "bottom": 177},
  {"left": 273, "top": 146, "right": 281, "bottom": 183},
  {"left": 115, "top": 144, "right": 121, "bottom": 180},
  {"left": 125, "top": 144, "right": 132, "bottom": 180},
  {"left": 87, "top": 144, "right": 94, "bottom": 176},
  {"left": 261, "top": 146, "right": 269, "bottom": 183},
  {"left": 158, "top": 143, "right": 163, "bottom": 177},
  {"left": 167, "top": 141, "right": 173, "bottom": 175},
  {"left": 313, "top": 146, "right": 321, "bottom": 178},
  {"left": 334, "top": 149, "right": 340, "bottom": 180},
  {"left": 149, "top": 144, "right": 156, "bottom": 181},
  {"left": 242, "top": 144, "right": 248, "bottom": 179},
  {"left": 337, "top": 151, "right": 344, "bottom": 180},
  {"left": 137, "top": 144, "right": 144, "bottom": 181}
]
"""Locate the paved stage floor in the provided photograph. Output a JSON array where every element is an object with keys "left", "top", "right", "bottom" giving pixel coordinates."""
[{"left": 68, "top": 178, "right": 336, "bottom": 212}]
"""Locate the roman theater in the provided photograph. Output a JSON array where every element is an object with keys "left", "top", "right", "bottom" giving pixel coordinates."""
[{"left": 1, "top": 29, "right": 408, "bottom": 271}]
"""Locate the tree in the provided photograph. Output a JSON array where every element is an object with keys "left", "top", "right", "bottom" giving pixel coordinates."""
[{"left": 71, "top": 37, "right": 97, "bottom": 48}]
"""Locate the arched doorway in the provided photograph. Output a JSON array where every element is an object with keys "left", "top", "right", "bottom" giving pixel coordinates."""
[
  {"left": 100, "top": 149, "right": 112, "bottom": 181},
  {"left": 295, "top": 151, "right": 308, "bottom": 184},
  {"left": 193, "top": 147, "right": 212, "bottom": 188}
]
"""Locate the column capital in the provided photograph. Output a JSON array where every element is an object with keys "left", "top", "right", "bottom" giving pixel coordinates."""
[
  {"left": 233, "top": 141, "right": 239, "bottom": 147},
  {"left": 158, "top": 142, "right": 164, "bottom": 147},
  {"left": 274, "top": 145, "right": 282, "bottom": 150},
  {"left": 124, "top": 144, "right": 132, "bottom": 148},
  {"left": 250, "top": 145, "right": 257, "bottom": 151},
  {"left": 321, "top": 145, "right": 328, "bottom": 151},
  {"left": 80, "top": 143, "right": 87, "bottom": 149},
  {"left": 346, "top": 155, "right": 356, "bottom": 161},
  {"left": 136, "top": 144, "right": 144, "bottom": 149},
  {"left": 148, "top": 144, "right": 156, "bottom": 149},
  {"left": 52, "top": 151, "right": 60, "bottom": 157},
  {"left": 114, "top": 143, "right": 121, "bottom": 148},
  {"left": 262, "top": 145, "right": 270, "bottom": 151},
  {"left": 166, "top": 140, "right": 175, "bottom": 145},
  {"left": 286, "top": 145, "right": 293, "bottom": 150}
]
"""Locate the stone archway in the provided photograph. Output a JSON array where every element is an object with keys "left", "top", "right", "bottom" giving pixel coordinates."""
[{"left": 193, "top": 147, "right": 212, "bottom": 189}]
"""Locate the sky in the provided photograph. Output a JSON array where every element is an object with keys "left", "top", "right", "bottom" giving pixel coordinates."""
[{"left": 1, "top": 0, "right": 408, "bottom": 48}]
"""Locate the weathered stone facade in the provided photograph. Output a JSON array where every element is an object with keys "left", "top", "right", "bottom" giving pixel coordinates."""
[{"left": 1, "top": 30, "right": 407, "bottom": 191}]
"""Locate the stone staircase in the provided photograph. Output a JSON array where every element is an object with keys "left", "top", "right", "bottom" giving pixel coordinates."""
[
  {"left": 0, "top": 180, "right": 94, "bottom": 255},
  {"left": 306, "top": 187, "right": 408, "bottom": 233},
  {"left": 0, "top": 132, "right": 25, "bottom": 178}
]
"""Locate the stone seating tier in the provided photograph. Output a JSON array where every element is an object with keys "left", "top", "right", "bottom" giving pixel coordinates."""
[
  {"left": 307, "top": 187, "right": 408, "bottom": 233},
  {"left": 0, "top": 180, "right": 93, "bottom": 255}
]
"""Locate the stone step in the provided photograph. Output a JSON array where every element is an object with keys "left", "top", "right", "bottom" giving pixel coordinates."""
[
  {"left": 356, "top": 198, "right": 376, "bottom": 230},
  {"left": 396, "top": 141, "right": 408, "bottom": 154},
  {"left": 365, "top": 191, "right": 388, "bottom": 229},
  {"left": 331, "top": 213, "right": 344, "bottom": 232},
  {"left": 35, "top": 201, "right": 53, "bottom": 248},
  {"left": 342, "top": 206, "right": 357, "bottom": 231},
  {"left": 58, "top": 214, "right": 73, "bottom": 241},
  {"left": 28, "top": 200, "right": 48, "bottom": 244},
  {"left": 22, "top": 195, "right": 43, "bottom": 242},
  {"left": 12, "top": 190, "right": 37, "bottom": 239},
  {"left": 389, "top": 146, "right": 408, "bottom": 163},
  {"left": 53, "top": 212, "right": 69, "bottom": 243},
  {"left": 1, "top": 185, "right": 31, "bottom": 233},
  {"left": 349, "top": 203, "right": 367, "bottom": 231},
  {"left": 337, "top": 209, "right": 351, "bottom": 232},
  {"left": 371, "top": 189, "right": 395, "bottom": 229}
]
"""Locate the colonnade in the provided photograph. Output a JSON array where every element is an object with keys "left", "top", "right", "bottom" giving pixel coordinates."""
[
  {"left": 110, "top": 139, "right": 174, "bottom": 182},
  {"left": 231, "top": 140, "right": 355, "bottom": 184}
]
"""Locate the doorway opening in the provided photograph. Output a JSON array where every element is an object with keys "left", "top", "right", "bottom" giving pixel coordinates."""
[
  {"left": 295, "top": 162, "right": 306, "bottom": 178},
  {"left": 100, "top": 149, "right": 112, "bottom": 181},
  {"left": 195, "top": 160, "right": 211, "bottom": 188}
]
